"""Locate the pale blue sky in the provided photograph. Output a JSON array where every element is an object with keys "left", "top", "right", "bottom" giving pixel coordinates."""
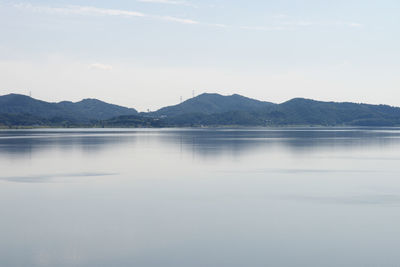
[{"left": 0, "top": 0, "right": 399, "bottom": 111}]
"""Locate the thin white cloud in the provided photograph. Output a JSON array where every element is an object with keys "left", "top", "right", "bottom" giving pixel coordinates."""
[
  {"left": 89, "top": 63, "right": 113, "bottom": 70},
  {"left": 281, "top": 21, "right": 313, "bottom": 27},
  {"left": 138, "top": 0, "right": 183, "bottom": 3},
  {"left": 12, "top": 4, "right": 362, "bottom": 31},
  {"left": 240, "top": 26, "right": 287, "bottom": 31},
  {"left": 137, "top": 0, "right": 197, "bottom": 8},
  {"left": 14, "top": 3, "right": 145, "bottom": 17},
  {"left": 333, "top": 21, "right": 364, "bottom": 28},
  {"left": 158, "top": 15, "right": 198, "bottom": 24},
  {"left": 75, "top": 6, "right": 145, "bottom": 17},
  {"left": 271, "top": 14, "right": 363, "bottom": 29},
  {"left": 13, "top": 3, "right": 198, "bottom": 25},
  {"left": 273, "top": 14, "right": 289, "bottom": 19},
  {"left": 212, "top": 23, "right": 228, "bottom": 28},
  {"left": 348, "top": 22, "right": 363, "bottom": 27}
]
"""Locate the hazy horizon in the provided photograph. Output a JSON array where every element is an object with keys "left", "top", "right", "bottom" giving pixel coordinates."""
[{"left": 1, "top": 0, "right": 399, "bottom": 111}]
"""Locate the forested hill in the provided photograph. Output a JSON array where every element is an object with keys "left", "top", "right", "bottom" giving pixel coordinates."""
[
  {"left": 265, "top": 98, "right": 400, "bottom": 126},
  {"left": 150, "top": 93, "right": 275, "bottom": 117},
  {"left": 0, "top": 94, "right": 137, "bottom": 124},
  {"left": 2, "top": 92, "right": 400, "bottom": 127},
  {"left": 157, "top": 97, "right": 400, "bottom": 127}
]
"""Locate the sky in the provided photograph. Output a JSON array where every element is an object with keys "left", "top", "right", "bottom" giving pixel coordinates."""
[{"left": 0, "top": 0, "right": 399, "bottom": 111}]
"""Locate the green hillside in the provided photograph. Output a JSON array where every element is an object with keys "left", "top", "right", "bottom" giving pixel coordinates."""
[
  {"left": 152, "top": 93, "right": 275, "bottom": 117},
  {"left": 2, "top": 93, "right": 400, "bottom": 127},
  {"left": 0, "top": 94, "right": 137, "bottom": 123}
]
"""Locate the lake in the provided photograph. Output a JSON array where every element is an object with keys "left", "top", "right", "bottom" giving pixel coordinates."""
[{"left": 1, "top": 128, "right": 400, "bottom": 267}]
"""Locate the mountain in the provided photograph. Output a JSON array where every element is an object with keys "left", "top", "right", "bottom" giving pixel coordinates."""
[
  {"left": 0, "top": 94, "right": 137, "bottom": 124},
  {"left": 2, "top": 92, "right": 400, "bottom": 127},
  {"left": 151, "top": 93, "right": 275, "bottom": 117},
  {"left": 0, "top": 94, "right": 64, "bottom": 118},
  {"left": 259, "top": 98, "right": 400, "bottom": 126},
  {"left": 57, "top": 98, "right": 138, "bottom": 120},
  {"left": 0, "top": 113, "right": 52, "bottom": 127},
  {"left": 149, "top": 97, "right": 400, "bottom": 127}
]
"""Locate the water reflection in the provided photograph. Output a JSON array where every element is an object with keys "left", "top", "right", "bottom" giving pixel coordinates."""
[
  {"left": 1, "top": 128, "right": 400, "bottom": 267},
  {"left": 219, "top": 168, "right": 384, "bottom": 174},
  {"left": 0, "top": 172, "right": 117, "bottom": 183},
  {"left": 289, "top": 194, "right": 400, "bottom": 206},
  {"left": 1, "top": 128, "right": 400, "bottom": 158}
]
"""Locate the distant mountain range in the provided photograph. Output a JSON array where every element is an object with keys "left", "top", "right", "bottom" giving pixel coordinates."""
[
  {"left": 0, "top": 93, "right": 137, "bottom": 125},
  {"left": 1, "top": 93, "right": 400, "bottom": 127}
]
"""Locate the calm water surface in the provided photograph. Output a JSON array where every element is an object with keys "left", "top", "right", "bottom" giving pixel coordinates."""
[{"left": 1, "top": 128, "right": 400, "bottom": 267}]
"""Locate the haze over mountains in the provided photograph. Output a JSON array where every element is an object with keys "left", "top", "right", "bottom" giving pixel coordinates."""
[{"left": 1, "top": 92, "right": 400, "bottom": 127}]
